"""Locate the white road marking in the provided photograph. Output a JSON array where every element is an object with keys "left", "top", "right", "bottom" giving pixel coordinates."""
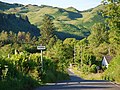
[{"left": 110, "top": 82, "right": 120, "bottom": 88}]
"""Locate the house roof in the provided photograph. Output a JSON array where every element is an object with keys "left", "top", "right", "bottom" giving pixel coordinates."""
[{"left": 104, "top": 55, "right": 113, "bottom": 63}]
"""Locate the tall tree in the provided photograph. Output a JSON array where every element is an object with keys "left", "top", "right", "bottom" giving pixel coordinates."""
[
  {"left": 40, "top": 15, "right": 55, "bottom": 45},
  {"left": 88, "top": 23, "right": 108, "bottom": 47},
  {"left": 102, "top": 0, "right": 120, "bottom": 55},
  {"left": 17, "top": 31, "right": 26, "bottom": 42},
  {"left": 105, "top": 0, "right": 120, "bottom": 44},
  {"left": 50, "top": 40, "right": 72, "bottom": 68},
  {"left": 8, "top": 31, "right": 16, "bottom": 43},
  {"left": 25, "top": 32, "right": 31, "bottom": 43},
  {"left": 0, "top": 31, "right": 8, "bottom": 45},
  {"left": 63, "top": 38, "right": 76, "bottom": 47}
]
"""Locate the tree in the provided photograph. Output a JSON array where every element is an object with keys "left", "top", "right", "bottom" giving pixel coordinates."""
[
  {"left": 63, "top": 38, "right": 76, "bottom": 47},
  {"left": 102, "top": 0, "right": 120, "bottom": 83},
  {"left": 104, "top": 55, "right": 120, "bottom": 83},
  {"left": 8, "top": 31, "right": 16, "bottom": 43},
  {"left": 106, "top": 1, "right": 120, "bottom": 44},
  {"left": 47, "top": 37, "right": 57, "bottom": 49},
  {"left": 25, "top": 32, "right": 31, "bottom": 42},
  {"left": 102, "top": 0, "right": 120, "bottom": 55},
  {"left": 40, "top": 15, "right": 55, "bottom": 45},
  {"left": 17, "top": 31, "right": 26, "bottom": 43},
  {"left": 88, "top": 23, "right": 108, "bottom": 47},
  {"left": 0, "top": 31, "right": 8, "bottom": 44},
  {"left": 0, "top": 44, "right": 13, "bottom": 57},
  {"left": 63, "top": 38, "right": 77, "bottom": 63}
]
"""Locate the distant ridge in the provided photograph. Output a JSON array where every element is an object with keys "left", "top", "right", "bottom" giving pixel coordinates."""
[{"left": 0, "top": 1, "right": 105, "bottom": 40}]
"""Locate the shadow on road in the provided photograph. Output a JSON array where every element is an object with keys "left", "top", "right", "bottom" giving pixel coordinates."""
[{"left": 35, "top": 69, "right": 117, "bottom": 90}]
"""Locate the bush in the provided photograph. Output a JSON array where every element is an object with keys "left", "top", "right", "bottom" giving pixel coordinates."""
[
  {"left": 0, "top": 76, "right": 39, "bottom": 90},
  {"left": 103, "top": 55, "right": 120, "bottom": 83},
  {"left": 81, "top": 64, "right": 89, "bottom": 74},
  {"left": 0, "top": 47, "right": 70, "bottom": 90},
  {"left": 0, "top": 56, "right": 40, "bottom": 90},
  {"left": 41, "top": 70, "right": 56, "bottom": 83},
  {"left": 89, "top": 64, "right": 97, "bottom": 73},
  {"left": 102, "top": 66, "right": 107, "bottom": 71},
  {"left": 41, "top": 58, "right": 69, "bottom": 83}
]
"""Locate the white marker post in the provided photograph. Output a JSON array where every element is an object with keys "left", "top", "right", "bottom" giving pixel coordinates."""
[{"left": 37, "top": 45, "right": 46, "bottom": 71}]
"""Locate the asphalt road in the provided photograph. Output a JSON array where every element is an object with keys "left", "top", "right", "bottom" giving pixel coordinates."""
[{"left": 35, "top": 69, "right": 120, "bottom": 90}]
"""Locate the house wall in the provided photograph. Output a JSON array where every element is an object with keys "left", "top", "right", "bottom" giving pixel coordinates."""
[{"left": 102, "top": 57, "right": 109, "bottom": 68}]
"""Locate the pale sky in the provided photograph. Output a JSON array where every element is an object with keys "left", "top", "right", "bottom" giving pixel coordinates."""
[{"left": 1, "top": 0, "right": 102, "bottom": 11}]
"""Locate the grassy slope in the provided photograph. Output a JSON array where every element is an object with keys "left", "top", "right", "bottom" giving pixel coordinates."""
[
  {"left": 72, "top": 67, "right": 103, "bottom": 80},
  {"left": 1, "top": 1, "right": 105, "bottom": 39}
]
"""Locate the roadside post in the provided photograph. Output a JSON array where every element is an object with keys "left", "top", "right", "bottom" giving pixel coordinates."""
[{"left": 37, "top": 45, "right": 46, "bottom": 72}]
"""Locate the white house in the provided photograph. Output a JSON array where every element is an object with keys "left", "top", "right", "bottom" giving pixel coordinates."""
[{"left": 102, "top": 55, "right": 112, "bottom": 68}]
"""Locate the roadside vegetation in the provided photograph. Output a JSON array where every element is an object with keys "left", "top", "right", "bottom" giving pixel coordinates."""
[
  {"left": 0, "top": 15, "right": 69, "bottom": 90},
  {"left": 72, "top": 67, "right": 103, "bottom": 80},
  {"left": 70, "top": 0, "right": 120, "bottom": 83}
]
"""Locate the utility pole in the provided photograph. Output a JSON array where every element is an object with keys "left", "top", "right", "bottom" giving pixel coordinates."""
[
  {"left": 108, "top": 47, "right": 110, "bottom": 55},
  {"left": 80, "top": 46, "right": 83, "bottom": 68},
  {"left": 73, "top": 46, "right": 76, "bottom": 63}
]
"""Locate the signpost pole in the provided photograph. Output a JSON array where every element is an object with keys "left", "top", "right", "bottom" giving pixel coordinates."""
[{"left": 41, "top": 50, "right": 43, "bottom": 72}]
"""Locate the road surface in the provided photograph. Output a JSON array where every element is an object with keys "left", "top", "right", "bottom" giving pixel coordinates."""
[{"left": 35, "top": 69, "right": 120, "bottom": 90}]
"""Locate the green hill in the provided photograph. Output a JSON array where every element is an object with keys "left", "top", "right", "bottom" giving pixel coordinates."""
[
  {"left": 0, "top": 1, "right": 23, "bottom": 10},
  {"left": 0, "top": 1, "right": 105, "bottom": 40},
  {"left": 0, "top": 12, "right": 40, "bottom": 36}
]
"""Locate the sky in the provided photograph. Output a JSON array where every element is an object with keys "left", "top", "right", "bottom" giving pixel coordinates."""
[{"left": 1, "top": 0, "right": 102, "bottom": 11}]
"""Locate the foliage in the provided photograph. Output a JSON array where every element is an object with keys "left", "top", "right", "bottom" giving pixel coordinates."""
[
  {"left": 42, "top": 58, "right": 69, "bottom": 83},
  {"left": 81, "top": 64, "right": 90, "bottom": 74},
  {"left": 89, "top": 64, "right": 97, "bottom": 73},
  {"left": 48, "top": 39, "right": 73, "bottom": 66},
  {"left": 104, "top": 0, "right": 120, "bottom": 41},
  {"left": 0, "top": 1, "right": 105, "bottom": 40},
  {"left": 0, "top": 48, "right": 69, "bottom": 89},
  {"left": 0, "top": 0, "right": 120, "bottom": 86},
  {"left": 103, "top": 55, "right": 120, "bottom": 83},
  {"left": 40, "top": 15, "right": 56, "bottom": 45},
  {"left": 0, "top": 13, "right": 40, "bottom": 36},
  {"left": 0, "top": 56, "right": 39, "bottom": 90},
  {"left": 63, "top": 38, "right": 76, "bottom": 46},
  {"left": 88, "top": 23, "right": 109, "bottom": 47},
  {"left": 73, "top": 67, "right": 103, "bottom": 80},
  {"left": 0, "top": 32, "right": 70, "bottom": 89}
]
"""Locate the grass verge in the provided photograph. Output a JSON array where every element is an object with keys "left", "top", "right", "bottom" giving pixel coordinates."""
[{"left": 72, "top": 67, "right": 103, "bottom": 80}]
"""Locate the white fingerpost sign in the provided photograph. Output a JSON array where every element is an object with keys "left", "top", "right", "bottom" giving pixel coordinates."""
[{"left": 37, "top": 46, "right": 46, "bottom": 50}]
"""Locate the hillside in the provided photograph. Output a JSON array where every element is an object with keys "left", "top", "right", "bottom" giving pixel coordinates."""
[
  {"left": 0, "top": 12, "right": 40, "bottom": 36},
  {"left": 0, "top": 1, "right": 105, "bottom": 40}
]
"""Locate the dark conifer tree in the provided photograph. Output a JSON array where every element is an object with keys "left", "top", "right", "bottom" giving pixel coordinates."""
[{"left": 40, "top": 14, "right": 55, "bottom": 45}]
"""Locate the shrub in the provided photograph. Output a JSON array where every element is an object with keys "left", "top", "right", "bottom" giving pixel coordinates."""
[
  {"left": 102, "top": 66, "right": 107, "bottom": 71},
  {"left": 81, "top": 64, "right": 89, "bottom": 74},
  {"left": 41, "top": 58, "right": 69, "bottom": 83},
  {"left": 103, "top": 55, "right": 120, "bottom": 83},
  {"left": 89, "top": 64, "right": 97, "bottom": 73},
  {"left": 0, "top": 55, "right": 40, "bottom": 90},
  {"left": 0, "top": 75, "right": 39, "bottom": 90}
]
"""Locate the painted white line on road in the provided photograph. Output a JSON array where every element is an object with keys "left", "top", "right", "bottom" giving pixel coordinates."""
[
  {"left": 50, "top": 84, "right": 115, "bottom": 88},
  {"left": 80, "top": 82, "right": 111, "bottom": 84},
  {"left": 110, "top": 82, "right": 120, "bottom": 88},
  {"left": 47, "top": 82, "right": 115, "bottom": 86}
]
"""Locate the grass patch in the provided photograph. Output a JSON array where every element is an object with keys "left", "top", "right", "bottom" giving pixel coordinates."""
[{"left": 72, "top": 67, "right": 103, "bottom": 80}]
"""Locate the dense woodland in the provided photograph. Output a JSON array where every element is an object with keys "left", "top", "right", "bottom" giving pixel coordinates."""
[{"left": 0, "top": 0, "right": 120, "bottom": 90}]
